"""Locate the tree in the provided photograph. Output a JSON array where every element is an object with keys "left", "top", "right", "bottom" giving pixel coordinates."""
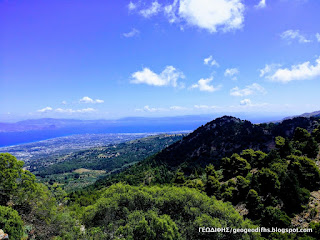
[
  {"left": 304, "top": 137, "right": 319, "bottom": 158},
  {"left": 82, "top": 183, "right": 261, "bottom": 240},
  {"left": 240, "top": 149, "right": 256, "bottom": 165},
  {"left": 205, "top": 164, "right": 220, "bottom": 196},
  {"left": 292, "top": 128, "right": 319, "bottom": 158},
  {"left": 236, "top": 176, "right": 250, "bottom": 200},
  {"left": 221, "top": 153, "right": 251, "bottom": 178},
  {"left": 206, "top": 175, "right": 220, "bottom": 197},
  {"left": 261, "top": 206, "right": 291, "bottom": 228},
  {"left": 310, "top": 221, "right": 320, "bottom": 239},
  {"left": 275, "top": 136, "right": 293, "bottom": 158},
  {"left": 255, "top": 168, "right": 280, "bottom": 196},
  {"left": 294, "top": 127, "right": 311, "bottom": 142},
  {"left": 287, "top": 155, "right": 320, "bottom": 190},
  {"left": 173, "top": 170, "right": 185, "bottom": 184},
  {"left": 0, "top": 153, "right": 24, "bottom": 205},
  {"left": 312, "top": 128, "right": 320, "bottom": 143},
  {"left": 246, "top": 189, "right": 262, "bottom": 220},
  {"left": 205, "top": 164, "right": 218, "bottom": 179},
  {"left": 0, "top": 206, "right": 24, "bottom": 240}
]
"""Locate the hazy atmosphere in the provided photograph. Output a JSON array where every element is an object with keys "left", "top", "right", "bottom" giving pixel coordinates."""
[{"left": 1, "top": 0, "right": 320, "bottom": 121}]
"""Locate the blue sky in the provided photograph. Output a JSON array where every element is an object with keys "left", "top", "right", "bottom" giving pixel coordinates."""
[{"left": 1, "top": 0, "right": 320, "bottom": 121}]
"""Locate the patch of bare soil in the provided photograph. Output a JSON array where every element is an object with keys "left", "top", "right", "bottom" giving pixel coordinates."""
[{"left": 292, "top": 190, "right": 320, "bottom": 228}]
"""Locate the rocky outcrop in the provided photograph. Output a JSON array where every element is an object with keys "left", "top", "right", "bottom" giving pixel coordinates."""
[{"left": 0, "top": 229, "right": 9, "bottom": 240}]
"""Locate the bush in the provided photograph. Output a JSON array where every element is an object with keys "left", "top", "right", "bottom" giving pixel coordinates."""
[{"left": 0, "top": 206, "right": 24, "bottom": 240}]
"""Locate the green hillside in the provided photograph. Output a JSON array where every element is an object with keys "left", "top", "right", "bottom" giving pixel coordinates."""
[{"left": 35, "top": 134, "right": 184, "bottom": 191}]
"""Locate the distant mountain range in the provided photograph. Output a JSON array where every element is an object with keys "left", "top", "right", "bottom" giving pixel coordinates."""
[{"left": 282, "top": 110, "right": 320, "bottom": 120}]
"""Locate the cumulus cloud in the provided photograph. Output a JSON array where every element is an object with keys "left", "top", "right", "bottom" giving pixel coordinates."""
[
  {"left": 170, "top": 106, "right": 187, "bottom": 110},
  {"left": 281, "top": 30, "right": 311, "bottom": 44},
  {"left": 316, "top": 33, "right": 320, "bottom": 42},
  {"left": 128, "top": 1, "right": 137, "bottom": 11},
  {"left": 238, "top": 99, "right": 268, "bottom": 108},
  {"left": 37, "top": 107, "right": 96, "bottom": 114},
  {"left": 178, "top": 0, "right": 244, "bottom": 32},
  {"left": 194, "top": 105, "right": 218, "bottom": 109},
  {"left": 61, "top": 101, "right": 67, "bottom": 105},
  {"left": 261, "top": 57, "right": 320, "bottom": 83},
  {"left": 135, "top": 105, "right": 164, "bottom": 112},
  {"left": 224, "top": 68, "right": 239, "bottom": 80},
  {"left": 123, "top": 28, "right": 140, "bottom": 38},
  {"left": 190, "top": 77, "right": 222, "bottom": 92},
  {"left": 164, "top": 0, "right": 179, "bottom": 23},
  {"left": 259, "top": 64, "right": 280, "bottom": 78},
  {"left": 204, "top": 56, "right": 219, "bottom": 67},
  {"left": 132, "top": 0, "right": 245, "bottom": 33},
  {"left": 131, "top": 66, "right": 184, "bottom": 87},
  {"left": 55, "top": 108, "right": 96, "bottom": 113},
  {"left": 136, "top": 105, "right": 188, "bottom": 112},
  {"left": 230, "top": 83, "right": 266, "bottom": 97},
  {"left": 255, "top": 0, "right": 266, "bottom": 9},
  {"left": 37, "top": 107, "right": 53, "bottom": 113},
  {"left": 79, "top": 96, "right": 104, "bottom": 104},
  {"left": 140, "top": 1, "right": 161, "bottom": 18},
  {"left": 240, "top": 99, "right": 251, "bottom": 106}
]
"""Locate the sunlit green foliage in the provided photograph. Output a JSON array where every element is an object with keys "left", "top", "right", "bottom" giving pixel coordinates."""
[
  {"left": 221, "top": 153, "right": 251, "bottom": 178},
  {"left": 82, "top": 183, "right": 260, "bottom": 240},
  {"left": 287, "top": 155, "right": 320, "bottom": 190},
  {"left": 0, "top": 206, "right": 24, "bottom": 240}
]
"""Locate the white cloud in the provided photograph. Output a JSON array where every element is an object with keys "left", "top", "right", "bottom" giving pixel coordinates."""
[
  {"left": 128, "top": 1, "right": 137, "bottom": 11},
  {"left": 180, "top": 0, "right": 244, "bottom": 32},
  {"left": 123, "top": 28, "right": 140, "bottom": 38},
  {"left": 37, "top": 107, "right": 53, "bottom": 113},
  {"left": 61, "top": 101, "right": 67, "bottom": 105},
  {"left": 178, "top": 0, "right": 245, "bottom": 33},
  {"left": 190, "top": 77, "right": 222, "bottom": 92},
  {"left": 281, "top": 30, "right": 311, "bottom": 43},
  {"left": 204, "top": 56, "right": 219, "bottom": 67},
  {"left": 164, "top": 0, "right": 179, "bottom": 23},
  {"left": 55, "top": 108, "right": 96, "bottom": 113},
  {"left": 136, "top": 105, "right": 188, "bottom": 112},
  {"left": 230, "top": 83, "right": 266, "bottom": 97},
  {"left": 316, "top": 33, "right": 320, "bottom": 42},
  {"left": 140, "top": 1, "right": 161, "bottom": 18},
  {"left": 134, "top": 0, "right": 245, "bottom": 33},
  {"left": 194, "top": 105, "right": 218, "bottom": 109},
  {"left": 238, "top": 99, "right": 268, "bottom": 108},
  {"left": 80, "top": 96, "right": 94, "bottom": 103},
  {"left": 170, "top": 106, "right": 187, "bottom": 110},
  {"left": 255, "top": 0, "right": 266, "bottom": 9},
  {"left": 131, "top": 66, "right": 184, "bottom": 87},
  {"left": 224, "top": 68, "right": 239, "bottom": 80},
  {"left": 240, "top": 99, "right": 251, "bottom": 106},
  {"left": 79, "top": 96, "right": 104, "bottom": 104},
  {"left": 204, "top": 56, "right": 212, "bottom": 65},
  {"left": 261, "top": 57, "right": 320, "bottom": 83},
  {"left": 259, "top": 64, "right": 280, "bottom": 78},
  {"left": 135, "top": 105, "right": 164, "bottom": 112}
]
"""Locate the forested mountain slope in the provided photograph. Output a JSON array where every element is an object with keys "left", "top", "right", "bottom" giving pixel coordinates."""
[
  {"left": 154, "top": 116, "right": 318, "bottom": 170},
  {"left": 95, "top": 116, "right": 320, "bottom": 186}
]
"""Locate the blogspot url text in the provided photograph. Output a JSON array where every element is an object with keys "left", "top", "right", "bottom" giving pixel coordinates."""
[{"left": 198, "top": 227, "right": 312, "bottom": 234}]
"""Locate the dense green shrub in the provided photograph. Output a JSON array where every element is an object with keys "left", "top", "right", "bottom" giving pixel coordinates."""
[{"left": 0, "top": 206, "right": 24, "bottom": 240}]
